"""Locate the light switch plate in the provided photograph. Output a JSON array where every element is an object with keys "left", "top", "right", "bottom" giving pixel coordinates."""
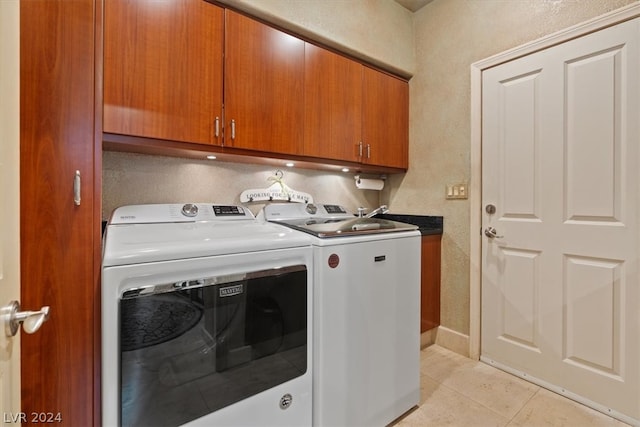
[{"left": 446, "top": 183, "right": 468, "bottom": 199}]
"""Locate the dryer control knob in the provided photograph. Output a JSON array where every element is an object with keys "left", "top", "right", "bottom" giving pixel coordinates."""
[
  {"left": 305, "top": 203, "right": 318, "bottom": 215},
  {"left": 181, "top": 203, "right": 199, "bottom": 217}
]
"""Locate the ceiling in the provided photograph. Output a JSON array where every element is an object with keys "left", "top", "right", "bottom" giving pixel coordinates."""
[{"left": 394, "top": 0, "right": 433, "bottom": 12}]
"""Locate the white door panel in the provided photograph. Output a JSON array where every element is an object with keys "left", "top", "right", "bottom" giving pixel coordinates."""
[
  {"left": 482, "top": 17, "right": 639, "bottom": 423},
  {"left": 0, "top": 0, "right": 21, "bottom": 417}
]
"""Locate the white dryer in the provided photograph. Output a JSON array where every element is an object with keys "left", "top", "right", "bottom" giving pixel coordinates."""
[{"left": 102, "top": 204, "right": 313, "bottom": 427}]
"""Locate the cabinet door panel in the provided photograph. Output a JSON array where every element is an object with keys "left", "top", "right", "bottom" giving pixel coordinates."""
[
  {"left": 20, "top": 0, "right": 98, "bottom": 424},
  {"left": 421, "top": 235, "right": 442, "bottom": 332},
  {"left": 104, "top": 0, "right": 223, "bottom": 145},
  {"left": 225, "top": 10, "right": 304, "bottom": 154},
  {"left": 362, "top": 67, "right": 409, "bottom": 169},
  {"left": 304, "top": 44, "right": 362, "bottom": 162}
]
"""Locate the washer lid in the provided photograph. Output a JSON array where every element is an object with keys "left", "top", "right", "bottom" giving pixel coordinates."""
[
  {"left": 260, "top": 202, "right": 418, "bottom": 238},
  {"left": 275, "top": 217, "right": 418, "bottom": 238}
]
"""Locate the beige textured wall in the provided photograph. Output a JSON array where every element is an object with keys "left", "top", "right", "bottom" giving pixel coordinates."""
[
  {"left": 388, "top": 0, "right": 638, "bottom": 336},
  {"left": 102, "top": 151, "right": 380, "bottom": 219}
]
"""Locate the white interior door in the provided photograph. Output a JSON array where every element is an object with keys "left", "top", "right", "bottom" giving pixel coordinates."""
[
  {"left": 0, "top": 0, "right": 21, "bottom": 418},
  {"left": 481, "top": 18, "right": 639, "bottom": 424}
]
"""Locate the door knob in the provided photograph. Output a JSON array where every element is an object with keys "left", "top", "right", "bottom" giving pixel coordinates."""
[
  {"left": 2, "top": 300, "right": 50, "bottom": 337},
  {"left": 484, "top": 226, "right": 504, "bottom": 239}
]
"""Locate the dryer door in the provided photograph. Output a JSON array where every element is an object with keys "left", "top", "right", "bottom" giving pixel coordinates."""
[{"left": 118, "top": 265, "right": 308, "bottom": 427}]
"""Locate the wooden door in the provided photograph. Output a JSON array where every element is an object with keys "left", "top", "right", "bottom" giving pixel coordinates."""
[
  {"left": 225, "top": 10, "right": 304, "bottom": 155},
  {"left": 0, "top": 0, "right": 21, "bottom": 418},
  {"left": 481, "top": 17, "right": 639, "bottom": 423},
  {"left": 303, "top": 44, "right": 362, "bottom": 162},
  {"left": 362, "top": 67, "right": 409, "bottom": 169},
  {"left": 104, "top": 0, "right": 224, "bottom": 146},
  {"left": 20, "top": 1, "right": 99, "bottom": 425}
]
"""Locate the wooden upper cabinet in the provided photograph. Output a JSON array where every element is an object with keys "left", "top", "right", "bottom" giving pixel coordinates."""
[
  {"left": 103, "top": 0, "right": 224, "bottom": 145},
  {"left": 102, "top": 3, "right": 409, "bottom": 170},
  {"left": 362, "top": 67, "right": 409, "bottom": 169},
  {"left": 224, "top": 10, "right": 305, "bottom": 155},
  {"left": 303, "top": 44, "right": 362, "bottom": 162},
  {"left": 304, "top": 49, "right": 409, "bottom": 169}
]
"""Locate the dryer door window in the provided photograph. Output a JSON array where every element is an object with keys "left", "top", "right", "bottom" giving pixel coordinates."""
[{"left": 119, "top": 265, "right": 307, "bottom": 427}]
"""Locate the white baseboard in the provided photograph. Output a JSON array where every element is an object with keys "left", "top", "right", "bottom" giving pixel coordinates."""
[{"left": 420, "top": 328, "right": 437, "bottom": 348}]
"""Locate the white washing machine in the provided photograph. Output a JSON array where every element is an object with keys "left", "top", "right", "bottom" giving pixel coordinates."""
[
  {"left": 101, "top": 203, "right": 313, "bottom": 427},
  {"left": 260, "top": 203, "right": 421, "bottom": 427}
]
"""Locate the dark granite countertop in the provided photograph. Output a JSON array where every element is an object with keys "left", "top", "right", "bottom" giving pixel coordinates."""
[{"left": 376, "top": 213, "right": 443, "bottom": 236}]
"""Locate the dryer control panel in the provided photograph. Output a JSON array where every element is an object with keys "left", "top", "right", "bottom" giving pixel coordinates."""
[{"left": 109, "top": 203, "right": 254, "bottom": 224}]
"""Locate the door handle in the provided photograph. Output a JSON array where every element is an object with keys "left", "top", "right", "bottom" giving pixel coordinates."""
[
  {"left": 2, "top": 301, "right": 50, "bottom": 337},
  {"left": 484, "top": 226, "right": 504, "bottom": 239}
]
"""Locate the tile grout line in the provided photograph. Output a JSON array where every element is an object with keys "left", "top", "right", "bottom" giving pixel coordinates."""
[{"left": 504, "top": 388, "right": 540, "bottom": 426}]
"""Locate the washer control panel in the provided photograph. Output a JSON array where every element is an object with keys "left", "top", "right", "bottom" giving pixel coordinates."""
[{"left": 262, "top": 203, "right": 352, "bottom": 221}]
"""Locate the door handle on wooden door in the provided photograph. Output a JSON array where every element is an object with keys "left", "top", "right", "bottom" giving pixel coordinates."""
[{"left": 484, "top": 226, "right": 504, "bottom": 239}]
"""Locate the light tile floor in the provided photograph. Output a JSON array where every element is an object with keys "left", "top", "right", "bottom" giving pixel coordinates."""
[{"left": 394, "top": 345, "right": 632, "bottom": 427}]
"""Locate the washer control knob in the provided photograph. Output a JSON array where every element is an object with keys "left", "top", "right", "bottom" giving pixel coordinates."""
[
  {"left": 181, "top": 203, "right": 199, "bottom": 217},
  {"left": 305, "top": 203, "right": 318, "bottom": 215}
]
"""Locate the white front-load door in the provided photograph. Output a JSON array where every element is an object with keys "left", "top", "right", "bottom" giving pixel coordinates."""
[
  {"left": 481, "top": 17, "right": 639, "bottom": 423},
  {"left": 0, "top": 0, "right": 21, "bottom": 418}
]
